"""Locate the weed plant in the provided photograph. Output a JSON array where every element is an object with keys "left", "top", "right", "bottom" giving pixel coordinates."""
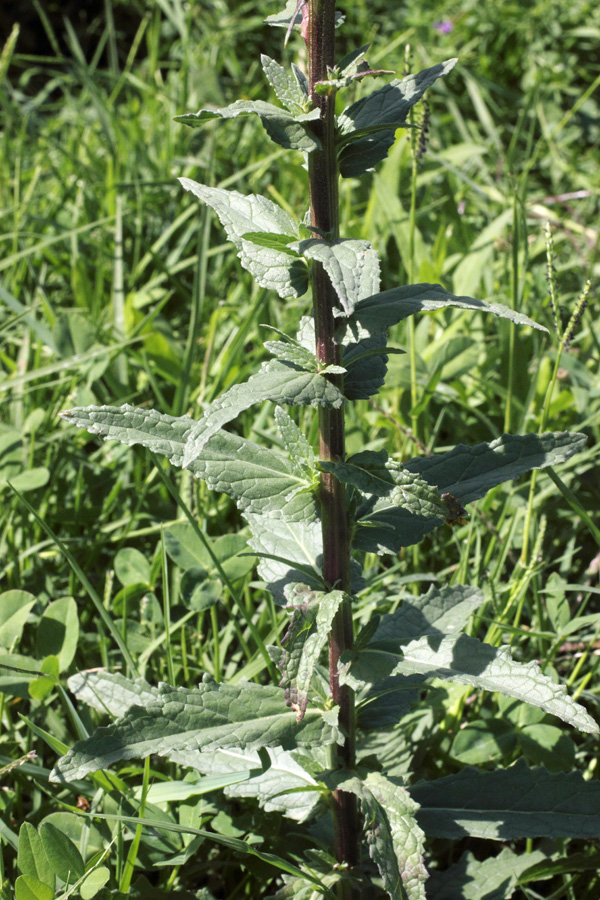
[{"left": 1, "top": 1, "right": 600, "bottom": 899}]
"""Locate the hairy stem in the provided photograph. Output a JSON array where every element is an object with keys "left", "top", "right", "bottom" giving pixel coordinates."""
[{"left": 307, "top": 0, "right": 360, "bottom": 887}]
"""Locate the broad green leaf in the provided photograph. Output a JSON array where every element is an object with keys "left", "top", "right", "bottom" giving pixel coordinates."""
[
  {"left": 39, "top": 822, "right": 85, "bottom": 882},
  {"left": 68, "top": 670, "right": 160, "bottom": 718},
  {"left": 175, "top": 100, "right": 321, "bottom": 152},
  {"left": 0, "top": 431, "right": 50, "bottom": 494},
  {"left": 114, "top": 548, "right": 151, "bottom": 587},
  {"left": 353, "top": 469, "right": 447, "bottom": 555},
  {"left": 17, "top": 823, "right": 53, "bottom": 886},
  {"left": 261, "top": 55, "right": 306, "bottom": 114},
  {"left": 405, "top": 432, "right": 587, "bottom": 505},
  {"left": 358, "top": 674, "right": 424, "bottom": 729},
  {"left": 518, "top": 723, "right": 576, "bottom": 772},
  {"left": 274, "top": 406, "right": 315, "bottom": 478},
  {"left": 179, "top": 179, "right": 308, "bottom": 298},
  {"left": 342, "top": 632, "right": 599, "bottom": 733},
  {"left": 343, "top": 332, "right": 395, "bottom": 400},
  {"left": 337, "top": 772, "right": 427, "bottom": 900},
  {"left": 319, "top": 449, "right": 396, "bottom": 496},
  {"left": 28, "top": 655, "right": 59, "bottom": 700},
  {"left": 290, "top": 239, "right": 381, "bottom": 315},
  {"left": 450, "top": 719, "right": 517, "bottom": 765},
  {"left": 246, "top": 509, "right": 324, "bottom": 605},
  {"left": 337, "top": 60, "right": 457, "bottom": 177},
  {"left": 80, "top": 866, "right": 110, "bottom": 900},
  {"left": 59, "top": 405, "right": 308, "bottom": 516},
  {"left": 352, "top": 282, "right": 548, "bottom": 336},
  {"left": 0, "top": 591, "right": 36, "bottom": 648},
  {"left": 164, "top": 525, "right": 254, "bottom": 582},
  {"left": 426, "top": 847, "right": 551, "bottom": 900},
  {"left": 182, "top": 359, "right": 344, "bottom": 468},
  {"left": 371, "top": 584, "right": 485, "bottom": 643},
  {"left": 171, "top": 746, "right": 322, "bottom": 822},
  {"left": 411, "top": 757, "right": 600, "bottom": 839},
  {"left": 36, "top": 597, "right": 79, "bottom": 672},
  {"left": 14, "top": 876, "right": 54, "bottom": 900},
  {"left": 50, "top": 681, "right": 340, "bottom": 783},
  {"left": 275, "top": 585, "right": 345, "bottom": 720}
]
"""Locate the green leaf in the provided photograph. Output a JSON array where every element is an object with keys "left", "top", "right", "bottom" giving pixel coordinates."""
[
  {"left": 114, "top": 548, "right": 151, "bottom": 587},
  {"left": 59, "top": 405, "right": 308, "bottom": 516},
  {"left": 342, "top": 632, "right": 598, "bottom": 733},
  {"left": 276, "top": 585, "right": 345, "bottom": 720},
  {"left": 338, "top": 59, "right": 457, "bottom": 177},
  {"left": 39, "top": 822, "right": 85, "bottom": 882},
  {"left": 179, "top": 179, "right": 308, "bottom": 298},
  {"left": 411, "top": 757, "right": 600, "bottom": 839},
  {"left": 0, "top": 591, "right": 36, "bottom": 649},
  {"left": 80, "top": 866, "right": 110, "bottom": 900},
  {"left": 36, "top": 596, "right": 79, "bottom": 672},
  {"left": 274, "top": 406, "right": 315, "bottom": 478},
  {"left": 164, "top": 525, "right": 254, "bottom": 582},
  {"left": 246, "top": 509, "right": 324, "bottom": 604},
  {"left": 261, "top": 55, "right": 306, "bottom": 114},
  {"left": 14, "top": 876, "right": 54, "bottom": 900},
  {"left": 290, "top": 239, "right": 381, "bottom": 315},
  {"left": 337, "top": 772, "right": 427, "bottom": 900},
  {"left": 352, "top": 282, "right": 548, "bottom": 336},
  {"left": 68, "top": 670, "right": 160, "bottom": 718},
  {"left": 175, "top": 100, "right": 321, "bottom": 152},
  {"left": 518, "top": 723, "right": 576, "bottom": 772},
  {"left": 450, "top": 719, "right": 518, "bottom": 765},
  {"left": 426, "top": 847, "right": 551, "bottom": 900},
  {"left": 371, "top": 584, "right": 485, "bottom": 643},
  {"left": 171, "top": 745, "right": 322, "bottom": 823},
  {"left": 50, "top": 681, "right": 340, "bottom": 783},
  {"left": 17, "top": 823, "right": 53, "bottom": 886},
  {"left": 405, "top": 432, "right": 588, "bottom": 505},
  {"left": 182, "top": 359, "right": 345, "bottom": 468}
]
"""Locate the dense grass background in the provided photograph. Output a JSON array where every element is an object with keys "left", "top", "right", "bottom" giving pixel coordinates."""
[{"left": 1, "top": 0, "right": 599, "bottom": 897}]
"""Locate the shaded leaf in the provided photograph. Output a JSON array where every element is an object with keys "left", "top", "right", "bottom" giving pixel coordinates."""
[
  {"left": 39, "top": 822, "right": 85, "bottom": 882},
  {"left": 412, "top": 758, "right": 600, "bottom": 839},
  {"left": 51, "top": 681, "right": 340, "bottom": 782},
  {"left": 371, "top": 584, "right": 484, "bottom": 643},
  {"left": 68, "top": 670, "right": 160, "bottom": 719},
  {"left": 338, "top": 60, "right": 457, "bottom": 177},
  {"left": 36, "top": 597, "right": 79, "bottom": 672},
  {"left": 175, "top": 100, "right": 321, "bottom": 152},
  {"left": 405, "top": 432, "right": 588, "bottom": 505},
  {"left": 426, "top": 847, "right": 551, "bottom": 900},
  {"left": 342, "top": 632, "right": 598, "bottom": 733},
  {"left": 291, "top": 239, "right": 381, "bottom": 315}
]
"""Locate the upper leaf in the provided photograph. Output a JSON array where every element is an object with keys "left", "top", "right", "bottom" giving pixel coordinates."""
[
  {"left": 59, "top": 405, "right": 309, "bottom": 516},
  {"left": 179, "top": 180, "right": 308, "bottom": 299},
  {"left": 335, "top": 771, "right": 428, "bottom": 900},
  {"left": 50, "top": 681, "right": 340, "bottom": 783},
  {"left": 351, "top": 283, "right": 548, "bottom": 336},
  {"left": 290, "top": 238, "right": 381, "bottom": 315},
  {"left": 341, "top": 632, "right": 599, "bottom": 734},
  {"left": 274, "top": 406, "right": 315, "bottom": 479},
  {"left": 175, "top": 100, "right": 321, "bottom": 152},
  {"left": 371, "top": 584, "right": 485, "bottom": 644},
  {"left": 411, "top": 757, "right": 600, "bottom": 839},
  {"left": 405, "top": 431, "right": 588, "bottom": 505},
  {"left": 337, "top": 59, "right": 457, "bottom": 177},
  {"left": 261, "top": 55, "right": 307, "bottom": 115},
  {"left": 182, "top": 359, "right": 345, "bottom": 468}
]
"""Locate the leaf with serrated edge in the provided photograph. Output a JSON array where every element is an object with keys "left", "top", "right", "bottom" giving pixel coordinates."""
[
  {"left": 50, "top": 681, "right": 340, "bottom": 783},
  {"left": 182, "top": 360, "right": 345, "bottom": 468},
  {"left": 170, "top": 746, "right": 321, "bottom": 822},
  {"left": 261, "top": 55, "right": 306, "bottom": 114},
  {"left": 405, "top": 432, "right": 587, "bottom": 505},
  {"left": 338, "top": 60, "right": 457, "bottom": 177},
  {"left": 59, "top": 405, "right": 308, "bottom": 516},
  {"left": 290, "top": 239, "right": 381, "bottom": 315},
  {"left": 426, "top": 846, "right": 551, "bottom": 900},
  {"left": 342, "top": 632, "right": 598, "bottom": 733},
  {"left": 274, "top": 406, "right": 315, "bottom": 478},
  {"left": 68, "top": 671, "right": 160, "bottom": 718},
  {"left": 411, "top": 757, "right": 600, "bottom": 839},
  {"left": 179, "top": 180, "right": 308, "bottom": 299},
  {"left": 352, "top": 282, "right": 547, "bottom": 335},
  {"left": 337, "top": 772, "right": 427, "bottom": 900},
  {"left": 278, "top": 586, "right": 344, "bottom": 719},
  {"left": 371, "top": 584, "right": 485, "bottom": 643},
  {"left": 175, "top": 100, "right": 321, "bottom": 152}
]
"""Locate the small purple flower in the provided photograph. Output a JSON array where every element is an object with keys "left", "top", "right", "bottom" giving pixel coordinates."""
[{"left": 434, "top": 20, "right": 453, "bottom": 34}]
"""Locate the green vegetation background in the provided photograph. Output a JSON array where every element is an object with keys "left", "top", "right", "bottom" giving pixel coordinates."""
[{"left": 1, "top": 0, "right": 599, "bottom": 896}]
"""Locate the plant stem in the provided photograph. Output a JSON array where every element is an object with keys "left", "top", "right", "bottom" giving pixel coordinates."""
[{"left": 307, "top": 0, "right": 360, "bottom": 885}]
